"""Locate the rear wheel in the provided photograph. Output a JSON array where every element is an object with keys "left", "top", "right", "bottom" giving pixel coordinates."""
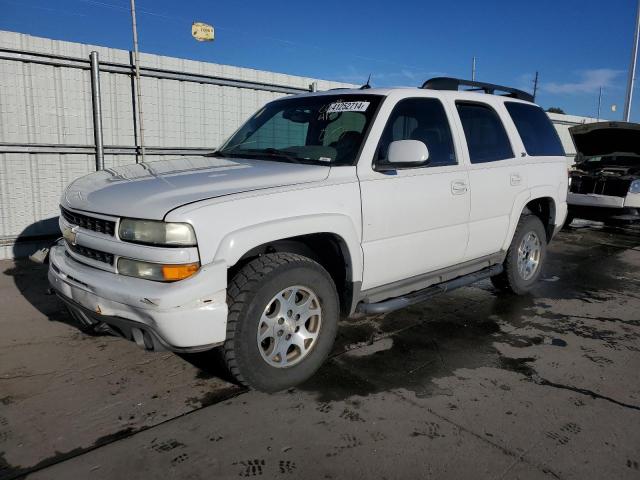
[
  {"left": 491, "top": 215, "right": 547, "bottom": 295},
  {"left": 223, "top": 253, "right": 339, "bottom": 392}
]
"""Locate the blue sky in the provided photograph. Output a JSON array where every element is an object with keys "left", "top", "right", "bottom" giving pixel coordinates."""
[{"left": 1, "top": 0, "right": 639, "bottom": 121}]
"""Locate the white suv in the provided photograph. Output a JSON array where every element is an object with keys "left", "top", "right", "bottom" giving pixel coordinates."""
[{"left": 49, "top": 77, "right": 568, "bottom": 391}]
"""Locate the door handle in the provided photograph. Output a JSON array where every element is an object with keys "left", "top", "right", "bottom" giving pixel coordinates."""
[
  {"left": 451, "top": 180, "right": 468, "bottom": 195},
  {"left": 510, "top": 173, "right": 522, "bottom": 186}
]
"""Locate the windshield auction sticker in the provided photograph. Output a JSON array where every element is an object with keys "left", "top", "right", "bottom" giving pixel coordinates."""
[{"left": 326, "top": 101, "right": 370, "bottom": 113}]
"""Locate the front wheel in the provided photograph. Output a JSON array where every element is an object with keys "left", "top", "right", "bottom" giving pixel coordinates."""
[
  {"left": 491, "top": 215, "right": 547, "bottom": 295},
  {"left": 223, "top": 253, "right": 339, "bottom": 392}
]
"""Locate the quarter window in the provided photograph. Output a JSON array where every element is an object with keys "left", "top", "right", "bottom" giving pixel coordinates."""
[
  {"left": 456, "top": 102, "right": 514, "bottom": 163},
  {"left": 505, "top": 102, "right": 565, "bottom": 156},
  {"left": 377, "top": 98, "right": 456, "bottom": 167}
]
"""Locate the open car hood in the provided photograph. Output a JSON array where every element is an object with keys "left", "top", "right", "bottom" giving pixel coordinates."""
[{"left": 570, "top": 121, "right": 640, "bottom": 158}]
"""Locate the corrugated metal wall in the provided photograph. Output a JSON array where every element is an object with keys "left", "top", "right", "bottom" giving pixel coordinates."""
[{"left": 0, "top": 30, "right": 353, "bottom": 259}]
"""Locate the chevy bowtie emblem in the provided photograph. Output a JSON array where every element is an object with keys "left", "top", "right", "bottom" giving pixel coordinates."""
[{"left": 62, "top": 225, "right": 78, "bottom": 245}]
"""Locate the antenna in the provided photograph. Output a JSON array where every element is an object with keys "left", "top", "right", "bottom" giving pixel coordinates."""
[
  {"left": 360, "top": 74, "right": 372, "bottom": 90},
  {"left": 532, "top": 71, "right": 539, "bottom": 101},
  {"left": 472, "top": 56, "right": 477, "bottom": 81}
]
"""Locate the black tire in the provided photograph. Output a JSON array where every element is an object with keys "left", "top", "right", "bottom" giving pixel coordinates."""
[
  {"left": 223, "top": 253, "right": 339, "bottom": 392},
  {"left": 491, "top": 215, "right": 547, "bottom": 295}
]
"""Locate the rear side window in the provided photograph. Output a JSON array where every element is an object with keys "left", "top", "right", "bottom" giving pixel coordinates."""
[
  {"left": 505, "top": 102, "right": 565, "bottom": 156},
  {"left": 456, "top": 102, "right": 513, "bottom": 163}
]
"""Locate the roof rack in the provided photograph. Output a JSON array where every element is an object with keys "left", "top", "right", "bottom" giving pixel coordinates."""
[{"left": 420, "top": 77, "right": 534, "bottom": 102}]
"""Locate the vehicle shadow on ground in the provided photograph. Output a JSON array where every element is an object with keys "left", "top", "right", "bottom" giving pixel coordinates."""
[
  {"left": 2, "top": 258, "right": 87, "bottom": 332},
  {"left": 178, "top": 349, "right": 240, "bottom": 386}
]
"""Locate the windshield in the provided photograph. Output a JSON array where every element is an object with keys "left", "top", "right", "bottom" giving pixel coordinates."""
[{"left": 217, "top": 94, "right": 383, "bottom": 166}]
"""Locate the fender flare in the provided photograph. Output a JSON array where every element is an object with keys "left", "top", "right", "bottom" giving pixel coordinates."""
[
  {"left": 213, "top": 213, "right": 363, "bottom": 282},
  {"left": 501, "top": 187, "right": 558, "bottom": 251}
]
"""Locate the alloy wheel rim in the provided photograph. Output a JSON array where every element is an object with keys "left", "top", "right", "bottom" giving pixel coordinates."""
[
  {"left": 257, "top": 285, "right": 322, "bottom": 368},
  {"left": 517, "top": 231, "right": 541, "bottom": 281}
]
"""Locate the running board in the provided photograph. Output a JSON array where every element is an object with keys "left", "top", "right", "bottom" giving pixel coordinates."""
[{"left": 356, "top": 264, "right": 503, "bottom": 315}]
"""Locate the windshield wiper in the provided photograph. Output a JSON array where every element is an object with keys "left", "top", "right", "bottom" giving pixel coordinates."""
[
  {"left": 215, "top": 147, "right": 305, "bottom": 164},
  {"left": 260, "top": 148, "right": 303, "bottom": 163},
  {"left": 204, "top": 150, "right": 226, "bottom": 157}
]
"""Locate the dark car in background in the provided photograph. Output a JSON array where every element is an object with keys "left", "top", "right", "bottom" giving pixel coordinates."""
[{"left": 567, "top": 121, "right": 640, "bottom": 225}]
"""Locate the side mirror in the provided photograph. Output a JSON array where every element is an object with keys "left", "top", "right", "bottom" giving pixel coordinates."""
[{"left": 387, "top": 139, "right": 429, "bottom": 165}]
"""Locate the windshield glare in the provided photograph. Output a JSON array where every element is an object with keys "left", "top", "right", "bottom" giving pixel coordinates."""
[{"left": 219, "top": 94, "right": 382, "bottom": 166}]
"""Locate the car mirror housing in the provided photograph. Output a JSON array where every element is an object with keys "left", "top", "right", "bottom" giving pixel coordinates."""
[{"left": 387, "top": 140, "right": 430, "bottom": 165}]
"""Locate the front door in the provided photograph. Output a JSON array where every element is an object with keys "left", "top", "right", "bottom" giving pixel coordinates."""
[{"left": 358, "top": 97, "right": 470, "bottom": 291}]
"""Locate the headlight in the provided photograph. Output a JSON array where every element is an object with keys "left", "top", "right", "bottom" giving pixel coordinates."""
[
  {"left": 629, "top": 180, "right": 640, "bottom": 194},
  {"left": 117, "top": 258, "right": 200, "bottom": 282},
  {"left": 119, "top": 219, "right": 197, "bottom": 246}
]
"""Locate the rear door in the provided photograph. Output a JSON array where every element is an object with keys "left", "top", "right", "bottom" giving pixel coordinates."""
[
  {"left": 454, "top": 101, "right": 528, "bottom": 261},
  {"left": 358, "top": 96, "right": 470, "bottom": 291}
]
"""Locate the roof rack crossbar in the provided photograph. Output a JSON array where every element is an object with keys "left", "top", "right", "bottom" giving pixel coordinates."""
[{"left": 420, "top": 77, "right": 534, "bottom": 102}]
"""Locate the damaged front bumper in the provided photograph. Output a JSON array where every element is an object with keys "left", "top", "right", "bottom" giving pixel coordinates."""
[{"left": 48, "top": 242, "right": 228, "bottom": 352}]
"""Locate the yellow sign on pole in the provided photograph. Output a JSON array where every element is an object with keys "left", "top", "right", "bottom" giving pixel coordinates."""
[{"left": 192, "top": 22, "right": 214, "bottom": 42}]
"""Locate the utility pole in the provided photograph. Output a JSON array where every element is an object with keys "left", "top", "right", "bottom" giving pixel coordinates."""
[
  {"left": 597, "top": 87, "right": 603, "bottom": 121},
  {"left": 532, "top": 71, "right": 539, "bottom": 101},
  {"left": 130, "top": 0, "right": 146, "bottom": 162},
  {"left": 623, "top": 0, "right": 640, "bottom": 122},
  {"left": 471, "top": 56, "right": 477, "bottom": 81}
]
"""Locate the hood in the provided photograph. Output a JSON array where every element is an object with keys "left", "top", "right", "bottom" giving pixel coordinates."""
[
  {"left": 570, "top": 121, "right": 640, "bottom": 158},
  {"left": 63, "top": 156, "right": 330, "bottom": 220}
]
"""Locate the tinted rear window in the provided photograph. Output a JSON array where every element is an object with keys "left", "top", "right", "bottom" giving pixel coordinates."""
[{"left": 505, "top": 102, "right": 565, "bottom": 157}]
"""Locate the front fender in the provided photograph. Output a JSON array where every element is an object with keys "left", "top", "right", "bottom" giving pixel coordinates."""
[
  {"left": 165, "top": 175, "right": 364, "bottom": 283},
  {"left": 214, "top": 213, "right": 363, "bottom": 282}
]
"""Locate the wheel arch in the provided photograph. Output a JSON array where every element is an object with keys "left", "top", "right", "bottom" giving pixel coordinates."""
[
  {"left": 524, "top": 196, "right": 557, "bottom": 242},
  {"left": 503, "top": 190, "right": 559, "bottom": 250},
  {"left": 215, "top": 215, "right": 363, "bottom": 316}
]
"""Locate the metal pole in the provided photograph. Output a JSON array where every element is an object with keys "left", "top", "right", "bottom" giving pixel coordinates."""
[
  {"left": 130, "top": 0, "right": 146, "bottom": 162},
  {"left": 471, "top": 56, "right": 476, "bottom": 81},
  {"left": 89, "top": 51, "right": 105, "bottom": 170},
  {"left": 597, "top": 87, "right": 602, "bottom": 121},
  {"left": 623, "top": 0, "right": 640, "bottom": 122}
]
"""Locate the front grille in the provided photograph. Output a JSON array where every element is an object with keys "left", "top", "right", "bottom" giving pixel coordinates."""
[
  {"left": 570, "top": 175, "right": 632, "bottom": 197},
  {"left": 60, "top": 207, "right": 116, "bottom": 236},
  {"left": 66, "top": 241, "right": 114, "bottom": 265}
]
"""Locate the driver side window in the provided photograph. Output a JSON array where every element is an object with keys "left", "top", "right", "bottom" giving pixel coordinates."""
[{"left": 376, "top": 98, "right": 456, "bottom": 167}]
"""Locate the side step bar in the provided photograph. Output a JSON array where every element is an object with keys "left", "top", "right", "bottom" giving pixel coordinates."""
[{"left": 356, "top": 264, "right": 503, "bottom": 315}]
